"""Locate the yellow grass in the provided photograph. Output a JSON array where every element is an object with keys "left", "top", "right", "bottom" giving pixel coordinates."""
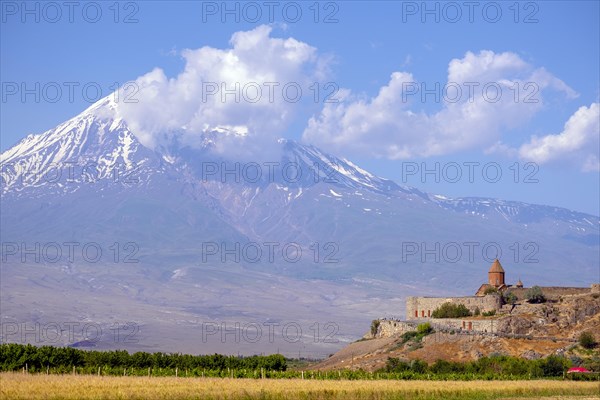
[{"left": 0, "top": 373, "right": 598, "bottom": 400}]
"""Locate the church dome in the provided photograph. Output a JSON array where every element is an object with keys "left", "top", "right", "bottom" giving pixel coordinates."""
[
  {"left": 516, "top": 279, "right": 523, "bottom": 288},
  {"left": 489, "top": 259, "right": 505, "bottom": 273}
]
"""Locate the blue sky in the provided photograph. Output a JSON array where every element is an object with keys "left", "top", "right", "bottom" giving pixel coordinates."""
[{"left": 1, "top": 1, "right": 599, "bottom": 214}]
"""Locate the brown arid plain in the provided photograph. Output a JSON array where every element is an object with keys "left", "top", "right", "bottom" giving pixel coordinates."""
[{"left": 1, "top": 373, "right": 599, "bottom": 400}]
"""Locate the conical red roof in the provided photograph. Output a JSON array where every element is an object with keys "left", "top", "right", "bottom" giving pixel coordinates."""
[{"left": 489, "top": 259, "right": 505, "bottom": 273}]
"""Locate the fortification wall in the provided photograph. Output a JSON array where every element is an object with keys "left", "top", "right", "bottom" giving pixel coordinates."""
[
  {"left": 372, "top": 320, "right": 418, "bottom": 338},
  {"left": 507, "top": 286, "right": 591, "bottom": 300},
  {"left": 372, "top": 317, "right": 499, "bottom": 338},
  {"left": 406, "top": 295, "right": 501, "bottom": 321},
  {"left": 429, "top": 318, "right": 498, "bottom": 333}
]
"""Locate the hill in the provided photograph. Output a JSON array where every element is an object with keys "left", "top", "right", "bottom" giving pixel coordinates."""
[{"left": 312, "top": 291, "right": 600, "bottom": 371}]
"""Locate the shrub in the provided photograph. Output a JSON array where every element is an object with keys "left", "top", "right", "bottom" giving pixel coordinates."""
[
  {"left": 400, "top": 331, "right": 418, "bottom": 343},
  {"left": 430, "top": 359, "right": 457, "bottom": 374},
  {"left": 370, "top": 320, "right": 380, "bottom": 336},
  {"left": 384, "top": 357, "right": 410, "bottom": 372},
  {"left": 399, "top": 325, "right": 433, "bottom": 347},
  {"left": 482, "top": 310, "right": 496, "bottom": 317},
  {"left": 503, "top": 291, "right": 518, "bottom": 305},
  {"left": 473, "top": 307, "right": 481, "bottom": 316},
  {"left": 416, "top": 322, "right": 433, "bottom": 335},
  {"left": 539, "top": 355, "right": 570, "bottom": 377},
  {"left": 525, "top": 286, "right": 546, "bottom": 303},
  {"left": 484, "top": 287, "right": 498, "bottom": 295},
  {"left": 409, "top": 359, "right": 428, "bottom": 373},
  {"left": 431, "top": 303, "right": 472, "bottom": 318},
  {"left": 579, "top": 331, "right": 597, "bottom": 349},
  {"left": 583, "top": 355, "right": 600, "bottom": 372}
]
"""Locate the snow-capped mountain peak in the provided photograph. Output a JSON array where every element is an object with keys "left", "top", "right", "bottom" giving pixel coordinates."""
[
  {"left": 1, "top": 95, "right": 598, "bottom": 238},
  {"left": 0, "top": 94, "right": 149, "bottom": 193}
]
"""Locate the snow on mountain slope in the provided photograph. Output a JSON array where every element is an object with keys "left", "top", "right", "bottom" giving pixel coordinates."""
[
  {"left": 432, "top": 195, "right": 599, "bottom": 229},
  {"left": 0, "top": 96, "right": 159, "bottom": 195},
  {"left": 1, "top": 94, "right": 402, "bottom": 198},
  {"left": 1, "top": 93, "right": 598, "bottom": 235},
  {"left": 280, "top": 141, "right": 402, "bottom": 193}
]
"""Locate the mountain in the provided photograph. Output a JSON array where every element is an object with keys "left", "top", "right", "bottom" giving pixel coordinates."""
[{"left": 1, "top": 95, "right": 598, "bottom": 356}]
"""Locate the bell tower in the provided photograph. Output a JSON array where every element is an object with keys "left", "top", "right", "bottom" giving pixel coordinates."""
[{"left": 488, "top": 259, "right": 505, "bottom": 287}]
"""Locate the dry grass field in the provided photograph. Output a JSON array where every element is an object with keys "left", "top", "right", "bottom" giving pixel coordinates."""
[{"left": 1, "top": 373, "right": 599, "bottom": 400}]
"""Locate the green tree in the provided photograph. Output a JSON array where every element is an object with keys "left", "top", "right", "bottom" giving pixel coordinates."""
[
  {"left": 431, "top": 303, "right": 472, "bottom": 318},
  {"left": 503, "top": 357, "right": 529, "bottom": 376},
  {"left": 370, "top": 320, "right": 380, "bottom": 336},
  {"left": 409, "top": 359, "right": 428, "bottom": 373},
  {"left": 131, "top": 351, "right": 153, "bottom": 368},
  {"left": 430, "top": 359, "right": 461, "bottom": 374},
  {"left": 578, "top": 331, "right": 597, "bottom": 349},
  {"left": 503, "top": 291, "right": 518, "bottom": 305},
  {"left": 261, "top": 354, "right": 287, "bottom": 371},
  {"left": 525, "top": 286, "right": 546, "bottom": 303},
  {"left": 540, "top": 355, "right": 569, "bottom": 376},
  {"left": 384, "top": 357, "right": 410, "bottom": 372}
]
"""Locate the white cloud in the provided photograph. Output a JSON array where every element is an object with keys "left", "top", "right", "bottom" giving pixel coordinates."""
[
  {"left": 518, "top": 103, "right": 599, "bottom": 171},
  {"left": 118, "top": 25, "right": 327, "bottom": 158},
  {"left": 117, "top": 36, "right": 595, "bottom": 171},
  {"left": 302, "top": 50, "right": 578, "bottom": 160},
  {"left": 447, "top": 50, "right": 528, "bottom": 83}
]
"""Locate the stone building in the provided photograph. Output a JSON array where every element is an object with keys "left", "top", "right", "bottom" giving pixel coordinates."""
[
  {"left": 405, "top": 259, "right": 596, "bottom": 322},
  {"left": 405, "top": 294, "right": 501, "bottom": 321},
  {"left": 368, "top": 260, "right": 598, "bottom": 338},
  {"left": 406, "top": 259, "right": 513, "bottom": 321},
  {"left": 475, "top": 259, "right": 515, "bottom": 296}
]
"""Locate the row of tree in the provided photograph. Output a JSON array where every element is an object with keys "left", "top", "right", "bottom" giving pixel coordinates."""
[
  {"left": 383, "top": 354, "right": 577, "bottom": 378},
  {"left": 0, "top": 344, "right": 286, "bottom": 372},
  {"left": 2, "top": 343, "right": 597, "bottom": 380}
]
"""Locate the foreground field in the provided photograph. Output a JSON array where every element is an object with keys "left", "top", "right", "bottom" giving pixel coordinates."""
[{"left": 1, "top": 373, "right": 599, "bottom": 400}]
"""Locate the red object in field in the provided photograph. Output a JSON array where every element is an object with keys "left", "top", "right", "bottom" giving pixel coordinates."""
[{"left": 567, "top": 367, "right": 590, "bottom": 373}]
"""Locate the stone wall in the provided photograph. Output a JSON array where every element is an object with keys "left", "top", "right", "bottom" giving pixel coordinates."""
[
  {"left": 370, "top": 320, "right": 418, "bottom": 338},
  {"left": 507, "top": 286, "right": 591, "bottom": 300},
  {"left": 372, "top": 318, "right": 499, "bottom": 338},
  {"left": 406, "top": 295, "right": 502, "bottom": 321},
  {"left": 429, "top": 318, "right": 498, "bottom": 334}
]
